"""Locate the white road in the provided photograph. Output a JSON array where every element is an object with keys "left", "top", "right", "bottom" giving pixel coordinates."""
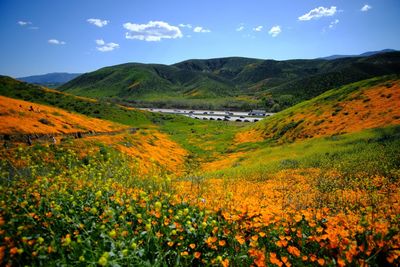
[{"left": 140, "top": 108, "right": 274, "bottom": 122}]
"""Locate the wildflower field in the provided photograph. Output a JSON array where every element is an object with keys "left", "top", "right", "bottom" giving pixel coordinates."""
[{"left": 1, "top": 76, "right": 400, "bottom": 266}]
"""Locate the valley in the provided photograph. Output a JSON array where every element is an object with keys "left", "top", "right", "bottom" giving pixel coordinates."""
[{"left": 1, "top": 71, "right": 400, "bottom": 266}]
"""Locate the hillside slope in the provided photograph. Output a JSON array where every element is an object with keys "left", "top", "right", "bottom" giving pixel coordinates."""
[
  {"left": 0, "top": 90, "right": 188, "bottom": 175},
  {"left": 0, "top": 95, "right": 127, "bottom": 135},
  {"left": 0, "top": 75, "right": 155, "bottom": 127},
  {"left": 236, "top": 75, "right": 400, "bottom": 144},
  {"left": 59, "top": 52, "right": 400, "bottom": 110}
]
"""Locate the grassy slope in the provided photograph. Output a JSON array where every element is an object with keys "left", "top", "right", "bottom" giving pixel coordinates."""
[
  {"left": 0, "top": 95, "right": 127, "bottom": 135},
  {"left": 145, "top": 114, "right": 243, "bottom": 171},
  {"left": 0, "top": 75, "right": 155, "bottom": 127},
  {"left": 205, "top": 75, "right": 400, "bottom": 179},
  {"left": 238, "top": 75, "right": 400, "bottom": 143},
  {"left": 59, "top": 63, "right": 234, "bottom": 98},
  {"left": 210, "top": 125, "right": 400, "bottom": 180},
  {"left": 0, "top": 76, "right": 245, "bottom": 174},
  {"left": 0, "top": 78, "right": 189, "bottom": 176},
  {"left": 59, "top": 52, "right": 400, "bottom": 110}
]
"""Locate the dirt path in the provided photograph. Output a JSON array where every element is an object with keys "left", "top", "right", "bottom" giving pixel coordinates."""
[{"left": 0, "top": 127, "right": 138, "bottom": 145}]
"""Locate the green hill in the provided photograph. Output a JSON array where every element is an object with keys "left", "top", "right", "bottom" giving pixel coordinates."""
[
  {"left": 0, "top": 75, "right": 155, "bottom": 127},
  {"left": 210, "top": 75, "right": 400, "bottom": 181},
  {"left": 59, "top": 52, "right": 400, "bottom": 111},
  {"left": 236, "top": 75, "right": 400, "bottom": 144}
]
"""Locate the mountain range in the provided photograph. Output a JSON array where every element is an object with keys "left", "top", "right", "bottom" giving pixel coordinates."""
[
  {"left": 58, "top": 50, "right": 400, "bottom": 111},
  {"left": 319, "top": 49, "right": 397, "bottom": 60},
  {"left": 11, "top": 50, "right": 400, "bottom": 112},
  {"left": 18, "top": 72, "right": 81, "bottom": 88}
]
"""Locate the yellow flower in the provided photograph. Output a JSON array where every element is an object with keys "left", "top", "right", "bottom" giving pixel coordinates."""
[
  {"left": 154, "top": 201, "right": 162, "bottom": 210},
  {"left": 145, "top": 223, "right": 152, "bottom": 231},
  {"left": 109, "top": 230, "right": 117, "bottom": 239},
  {"left": 62, "top": 235, "right": 72, "bottom": 246},
  {"left": 98, "top": 256, "right": 108, "bottom": 266}
]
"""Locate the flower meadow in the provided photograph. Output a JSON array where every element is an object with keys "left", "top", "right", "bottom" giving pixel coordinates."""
[{"left": 1, "top": 142, "right": 400, "bottom": 266}]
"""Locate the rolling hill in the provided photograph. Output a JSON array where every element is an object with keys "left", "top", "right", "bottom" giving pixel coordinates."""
[
  {"left": 0, "top": 76, "right": 189, "bottom": 175},
  {"left": 18, "top": 72, "right": 81, "bottom": 88},
  {"left": 0, "top": 75, "right": 155, "bottom": 127},
  {"left": 0, "top": 95, "right": 127, "bottom": 135},
  {"left": 236, "top": 75, "right": 400, "bottom": 144},
  {"left": 59, "top": 51, "right": 400, "bottom": 111},
  {"left": 207, "top": 75, "right": 400, "bottom": 184}
]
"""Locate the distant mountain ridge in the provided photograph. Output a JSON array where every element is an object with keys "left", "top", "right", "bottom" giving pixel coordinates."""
[
  {"left": 320, "top": 49, "right": 397, "bottom": 60},
  {"left": 58, "top": 51, "right": 400, "bottom": 111},
  {"left": 18, "top": 72, "right": 82, "bottom": 88}
]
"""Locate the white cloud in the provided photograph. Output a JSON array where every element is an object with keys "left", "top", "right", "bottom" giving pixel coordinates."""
[
  {"left": 95, "top": 39, "right": 105, "bottom": 45},
  {"left": 48, "top": 39, "right": 66, "bottom": 45},
  {"left": 87, "top": 18, "right": 109, "bottom": 27},
  {"left": 298, "top": 6, "right": 337, "bottom": 21},
  {"left": 18, "top": 21, "right": 31, "bottom": 26},
  {"left": 361, "top": 4, "right": 372, "bottom": 12},
  {"left": 95, "top": 39, "right": 119, "bottom": 52},
  {"left": 236, "top": 25, "right": 245, "bottom": 32},
  {"left": 18, "top": 21, "right": 38, "bottom": 30},
  {"left": 193, "top": 26, "right": 211, "bottom": 33},
  {"left": 179, "top": 23, "right": 192, "bottom": 29},
  {"left": 329, "top": 19, "right": 340, "bottom": 29},
  {"left": 123, "top": 21, "right": 183, "bottom": 41},
  {"left": 268, "top": 25, "right": 281, "bottom": 37},
  {"left": 253, "top": 25, "right": 263, "bottom": 32}
]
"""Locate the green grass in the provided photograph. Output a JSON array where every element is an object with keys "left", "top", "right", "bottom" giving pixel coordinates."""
[
  {"left": 151, "top": 114, "right": 244, "bottom": 166},
  {"left": 209, "top": 125, "right": 400, "bottom": 181},
  {"left": 124, "top": 95, "right": 261, "bottom": 111}
]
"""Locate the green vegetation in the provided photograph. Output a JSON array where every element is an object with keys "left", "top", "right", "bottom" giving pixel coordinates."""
[
  {"left": 59, "top": 52, "right": 400, "bottom": 111},
  {"left": 0, "top": 76, "right": 156, "bottom": 127},
  {"left": 253, "top": 75, "right": 400, "bottom": 140},
  {"left": 210, "top": 125, "right": 400, "bottom": 181},
  {"left": 152, "top": 115, "right": 243, "bottom": 164}
]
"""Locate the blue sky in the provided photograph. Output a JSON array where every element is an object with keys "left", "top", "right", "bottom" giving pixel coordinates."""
[{"left": 0, "top": 0, "right": 399, "bottom": 77}]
